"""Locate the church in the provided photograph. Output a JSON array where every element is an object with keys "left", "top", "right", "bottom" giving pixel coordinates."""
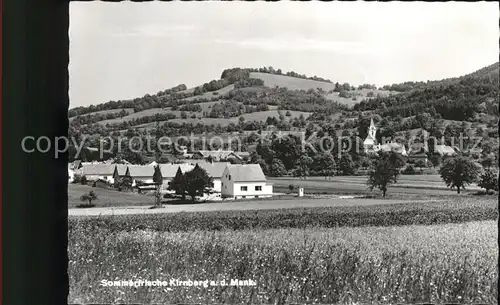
[{"left": 363, "top": 118, "right": 407, "bottom": 156}]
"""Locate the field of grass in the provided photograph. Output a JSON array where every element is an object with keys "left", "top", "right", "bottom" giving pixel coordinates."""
[
  {"left": 97, "top": 108, "right": 199, "bottom": 126},
  {"left": 68, "top": 196, "right": 497, "bottom": 231},
  {"left": 69, "top": 184, "right": 154, "bottom": 208},
  {"left": 324, "top": 89, "right": 394, "bottom": 106},
  {"left": 69, "top": 108, "right": 134, "bottom": 122},
  {"left": 250, "top": 72, "right": 337, "bottom": 92},
  {"left": 164, "top": 110, "right": 311, "bottom": 126},
  {"left": 69, "top": 218, "right": 498, "bottom": 303},
  {"left": 181, "top": 85, "right": 235, "bottom": 102},
  {"left": 270, "top": 174, "right": 481, "bottom": 196}
]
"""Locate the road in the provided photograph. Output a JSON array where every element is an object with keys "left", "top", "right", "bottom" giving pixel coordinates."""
[{"left": 69, "top": 197, "right": 445, "bottom": 216}]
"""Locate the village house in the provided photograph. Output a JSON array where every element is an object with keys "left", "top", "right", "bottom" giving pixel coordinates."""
[
  {"left": 407, "top": 143, "right": 429, "bottom": 164},
  {"left": 192, "top": 150, "right": 242, "bottom": 162},
  {"left": 197, "top": 162, "right": 230, "bottom": 195},
  {"left": 112, "top": 164, "right": 129, "bottom": 183},
  {"left": 125, "top": 165, "right": 156, "bottom": 186},
  {"left": 434, "top": 144, "right": 458, "bottom": 156},
  {"left": 79, "top": 164, "right": 116, "bottom": 183},
  {"left": 233, "top": 151, "right": 251, "bottom": 162},
  {"left": 159, "top": 163, "right": 195, "bottom": 191},
  {"left": 220, "top": 164, "right": 273, "bottom": 199}
]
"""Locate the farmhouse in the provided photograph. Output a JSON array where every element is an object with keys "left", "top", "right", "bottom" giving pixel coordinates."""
[
  {"left": 112, "top": 164, "right": 129, "bottom": 183},
  {"left": 378, "top": 142, "right": 408, "bottom": 156},
  {"left": 159, "top": 163, "right": 195, "bottom": 191},
  {"left": 221, "top": 164, "right": 273, "bottom": 199},
  {"left": 70, "top": 160, "right": 82, "bottom": 170},
  {"left": 126, "top": 165, "right": 155, "bottom": 186},
  {"left": 405, "top": 143, "right": 429, "bottom": 164},
  {"left": 233, "top": 151, "right": 251, "bottom": 161},
  {"left": 434, "top": 145, "right": 458, "bottom": 156},
  {"left": 192, "top": 150, "right": 242, "bottom": 162},
  {"left": 79, "top": 164, "right": 116, "bottom": 183},
  {"left": 197, "top": 162, "right": 230, "bottom": 194}
]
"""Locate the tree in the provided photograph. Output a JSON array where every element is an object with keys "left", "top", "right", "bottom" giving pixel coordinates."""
[
  {"left": 153, "top": 165, "right": 163, "bottom": 207},
  {"left": 184, "top": 165, "right": 213, "bottom": 202},
  {"left": 480, "top": 155, "right": 495, "bottom": 169},
  {"left": 79, "top": 191, "right": 98, "bottom": 207},
  {"left": 312, "top": 152, "right": 336, "bottom": 178},
  {"left": 168, "top": 167, "right": 186, "bottom": 200},
  {"left": 270, "top": 159, "right": 287, "bottom": 177},
  {"left": 285, "top": 110, "right": 292, "bottom": 117},
  {"left": 428, "top": 153, "right": 442, "bottom": 168},
  {"left": 439, "top": 156, "right": 480, "bottom": 194},
  {"left": 296, "top": 153, "right": 313, "bottom": 179},
  {"left": 338, "top": 154, "right": 356, "bottom": 176},
  {"left": 115, "top": 176, "right": 132, "bottom": 191},
  {"left": 288, "top": 184, "right": 295, "bottom": 192},
  {"left": 478, "top": 169, "right": 498, "bottom": 194},
  {"left": 367, "top": 153, "right": 399, "bottom": 197}
]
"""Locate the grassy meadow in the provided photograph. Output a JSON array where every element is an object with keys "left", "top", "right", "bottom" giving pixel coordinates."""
[
  {"left": 68, "top": 196, "right": 498, "bottom": 303},
  {"left": 69, "top": 220, "right": 498, "bottom": 304},
  {"left": 68, "top": 184, "right": 155, "bottom": 208}
]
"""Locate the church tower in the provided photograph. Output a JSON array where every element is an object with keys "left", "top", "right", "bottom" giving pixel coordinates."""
[
  {"left": 368, "top": 118, "right": 377, "bottom": 140},
  {"left": 363, "top": 118, "right": 378, "bottom": 153}
]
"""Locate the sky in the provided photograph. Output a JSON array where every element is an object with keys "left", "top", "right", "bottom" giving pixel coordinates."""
[{"left": 69, "top": 1, "right": 499, "bottom": 107}]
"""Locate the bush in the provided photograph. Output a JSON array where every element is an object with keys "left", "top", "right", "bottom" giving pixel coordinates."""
[
  {"left": 72, "top": 174, "right": 83, "bottom": 184},
  {"left": 402, "top": 165, "right": 416, "bottom": 175},
  {"left": 478, "top": 169, "right": 499, "bottom": 194},
  {"left": 80, "top": 176, "right": 87, "bottom": 185},
  {"left": 414, "top": 160, "right": 427, "bottom": 168}
]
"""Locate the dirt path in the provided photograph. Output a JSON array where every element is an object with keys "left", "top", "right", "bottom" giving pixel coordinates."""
[{"left": 69, "top": 197, "right": 445, "bottom": 217}]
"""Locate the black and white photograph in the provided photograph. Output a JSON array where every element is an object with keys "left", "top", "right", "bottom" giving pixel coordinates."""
[{"left": 64, "top": 2, "right": 498, "bottom": 303}]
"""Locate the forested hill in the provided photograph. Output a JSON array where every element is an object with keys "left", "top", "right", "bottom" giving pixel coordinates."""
[
  {"left": 354, "top": 62, "right": 499, "bottom": 121},
  {"left": 68, "top": 67, "right": 337, "bottom": 117},
  {"left": 381, "top": 62, "right": 499, "bottom": 92}
]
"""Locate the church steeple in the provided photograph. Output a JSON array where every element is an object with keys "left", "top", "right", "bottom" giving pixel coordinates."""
[{"left": 368, "top": 118, "right": 377, "bottom": 140}]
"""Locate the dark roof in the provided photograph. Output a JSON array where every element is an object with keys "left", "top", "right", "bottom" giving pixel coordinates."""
[
  {"left": 159, "top": 164, "right": 194, "bottom": 178},
  {"left": 195, "top": 150, "right": 241, "bottom": 160},
  {"left": 81, "top": 164, "right": 116, "bottom": 176},
  {"left": 127, "top": 165, "right": 155, "bottom": 178},
  {"left": 198, "top": 162, "right": 230, "bottom": 178},
  {"left": 226, "top": 164, "right": 266, "bottom": 182}
]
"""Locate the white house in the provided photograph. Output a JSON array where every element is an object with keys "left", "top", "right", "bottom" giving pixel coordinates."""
[
  {"left": 159, "top": 163, "right": 195, "bottom": 191},
  {"left": 434, "top": 144, "right": 458, "bottom": 156},
  {"left": 192, "top": 150, "right": 242, "bottom": 162},
  {"left": 126, "top": 165, "right": 155, "bottom": 186},
  {"left": 220, "top": 164, "right": 273, "bottom": 199},
  {"left": 80, "top": 164, "right": 116, "bottom": 183},
  {"left": 197, "top": 162, "right": 230, "bottom": 194}
]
